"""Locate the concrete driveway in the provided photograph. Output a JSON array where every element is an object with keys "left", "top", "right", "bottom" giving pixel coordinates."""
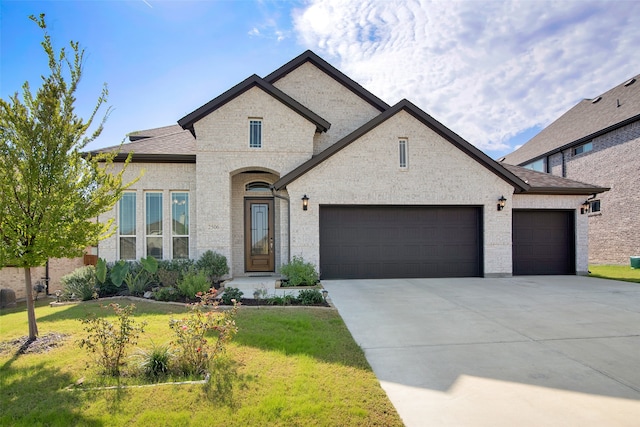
[{"left": 322, "top": 276, "right": 640, "bottom": 426}]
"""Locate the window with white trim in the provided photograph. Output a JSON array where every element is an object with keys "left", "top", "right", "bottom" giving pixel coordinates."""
[
  {"left": 249, "top": 119, "right": 262, "bottom": 148},
  {"left": 589, "top": 199, "right": 601, "bottom": 213},
  {"left": 171, "top": 192, "right": 189, "bottom": 259},
  {"left": 145, "top": 192, "right": 163, "bottom": 259},
  {"left": 119, "top": 192, "right": 136, "bottom": 260},
  {"left": 398, "top": 138, "right": 408, "bottom": 169}
]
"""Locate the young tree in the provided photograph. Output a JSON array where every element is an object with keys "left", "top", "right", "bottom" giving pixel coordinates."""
[{"left": 0, "top": 14, "right": 133, "bottom": 340}]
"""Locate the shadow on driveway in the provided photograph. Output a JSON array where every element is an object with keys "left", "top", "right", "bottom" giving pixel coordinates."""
[{"left": 323, "top": 276, "right": 640, "bottom": 426}]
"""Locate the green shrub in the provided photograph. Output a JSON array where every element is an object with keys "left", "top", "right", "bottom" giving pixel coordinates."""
[
  {"left": 265, "top": 293, "right": 297, "bottom": 306},
  {"left": 280, "top": 256, "right": 319, "bottom": 286},
  {"left": 297, "top": 289, "right": 324, "bottom": 305},
  {"left": 169, "top": 289, "right": 239, "bottom": 376},
  {"left": 157, "top": 259, "right": 194, "bottom": 287},
  {"left": 177, "top": 269, "right": 211, "bottom": 300},
  {"left": 195, "top": 250, "right": 229, "bottom": 285},
  {"left": 153, "top": 286, "right": 181, "bottom": 302},
  {"left": 134, "top": 342, "right": 173, "bottom": 380},
  {"left": 78, "top": 303, "right": 146, "bottom": 377},
  {"left": 61, "top": 266, "right": 97, "bottom": 301},
  {"left": 220, "top": 287, "right": 243, "bottom": 305}
]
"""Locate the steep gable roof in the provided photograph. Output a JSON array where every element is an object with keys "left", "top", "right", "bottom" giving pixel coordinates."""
[
  {"left": 503, "top": 74, "right": 640, "bottom": 165},
  {"left": 273, "top": 99, "right": 530, "bottom": 192},
  {"left": 178, "top": 74, "right": 331, "bottom": 136},
  {"left": 264, "top": 50, "right": 390, "bottom": 113}
]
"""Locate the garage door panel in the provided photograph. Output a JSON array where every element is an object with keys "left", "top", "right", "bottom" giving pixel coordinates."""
[
  {"left": 320, "top": 206, "right": 482, "bottom": 279},
  {"left": 513, "top": 210, "right": 574, "bottom": 275}
]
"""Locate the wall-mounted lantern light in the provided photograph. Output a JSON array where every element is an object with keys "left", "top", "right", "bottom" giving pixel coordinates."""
[
  {"left": 302, "top": 194, "right": 309, "bottom": 211},
  {"left": 497, "top": 195, "right": 507, "bottom": 211},
  {"left": 580, "top": 200, "right": 590, "bottom": 214}
]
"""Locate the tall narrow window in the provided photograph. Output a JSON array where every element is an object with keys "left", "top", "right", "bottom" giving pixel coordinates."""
[
  {"left": 399, "top": 138, "right": 408, "bottom": 169},
  {"left": 145, "top": 192, "right": 163, "bottom": 259},
  {"left": 249, "top": 119, "right": 262, "bottom": 148},
  {"left": 171, "top": 192, "right": 189, "bottom": 259},
  {"left": 119, "top": 192, "right": 136, "bottom": 260}
]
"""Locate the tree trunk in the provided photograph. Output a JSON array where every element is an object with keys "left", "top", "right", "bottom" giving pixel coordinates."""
[{"left": 24, "top": 267, "right": 38, "bottom": 340}]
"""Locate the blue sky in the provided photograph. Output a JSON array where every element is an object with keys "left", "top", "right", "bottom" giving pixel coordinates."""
[{"left": 2, "top": 0, "right": 640, "bottom": 158}]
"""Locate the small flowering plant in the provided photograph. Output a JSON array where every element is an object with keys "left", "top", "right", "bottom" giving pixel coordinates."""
[{"left": 169, "top": 288, "right": 240, "bottom": 376}]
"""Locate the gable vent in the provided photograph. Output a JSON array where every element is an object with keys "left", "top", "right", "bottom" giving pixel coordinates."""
[
  {"left": 624, "top": 78, "right": 636, "bottom": 87},
  {"left": 591, "top": 96, "right": 602, "bottom": 104}
]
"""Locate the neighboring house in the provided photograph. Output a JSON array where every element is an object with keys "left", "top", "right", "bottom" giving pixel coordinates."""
[
  {"left": 501, "top": 75, "right": 640, "bottom": 265},
  {"left": 92, "top": 50, "right": 607, "bottom": 280}
]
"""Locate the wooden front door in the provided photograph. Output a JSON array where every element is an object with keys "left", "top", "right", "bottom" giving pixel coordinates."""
[{"left": 245, "top": 198, "right": 275, "bottom": 272}]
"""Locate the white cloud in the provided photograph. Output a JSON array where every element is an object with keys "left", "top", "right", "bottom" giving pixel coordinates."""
[{"left": 292, "top": 0, "right": 640, "bottom": 153}]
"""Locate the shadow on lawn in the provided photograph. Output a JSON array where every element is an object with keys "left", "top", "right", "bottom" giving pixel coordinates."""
[{"left": 0, "top": 355, "right": 103, "bottom": 426}]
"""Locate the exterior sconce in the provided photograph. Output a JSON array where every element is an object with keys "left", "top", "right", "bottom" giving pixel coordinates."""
[
  {"left": 302, "top": 194, "right": 309, "bottom": 211},
  {"left": 497, "top": 195, "right": 507, "bottom": 211},
  {"left": 581, "top": 200, "right": 590, "bottom": 214}
]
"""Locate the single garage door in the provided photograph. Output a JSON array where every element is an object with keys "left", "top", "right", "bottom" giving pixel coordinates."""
[
  {"left": 512, "top": 210, "right": 575, "bottom": 275},
  {"left": 319, "top": 205, "right": 482, "bottom": 279}
]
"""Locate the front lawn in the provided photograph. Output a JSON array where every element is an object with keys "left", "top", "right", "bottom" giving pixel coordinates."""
[
  {"left": 589, "top": 264, "right": 640, "bottom": 284},
  {"left": 0, "top": 299, "right": 402, "bottom": 426}
]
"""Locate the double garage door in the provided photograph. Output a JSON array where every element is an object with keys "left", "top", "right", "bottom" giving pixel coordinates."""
[
  {"left": 319, "top": 206, "right": 576, "bottom": 279},
  {"left": 319, "top": 206, "right": 482, "bottom": 279}
]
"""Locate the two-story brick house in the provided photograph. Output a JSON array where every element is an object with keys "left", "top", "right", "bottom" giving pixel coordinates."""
[
  {"left": 90, "top": 50, "right": 607, "bottom": 280},
  {"left": 502, "top": 75, "right": 639, "bottom": 265}
]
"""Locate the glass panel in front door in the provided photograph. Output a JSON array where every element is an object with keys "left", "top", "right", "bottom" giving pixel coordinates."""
[{"left": 251, "top": 204, "right": 269, "bottom": 255}]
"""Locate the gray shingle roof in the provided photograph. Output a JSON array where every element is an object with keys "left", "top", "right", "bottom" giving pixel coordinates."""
[
  {"left": 128, "top": 124, "right": 184, "bottom": 141},
  {"left": 92, "top": 127, "right": 195, "bottom": 163},
  {"left": 502, "top": 164, "right": 608, "bottom": 195},
  {"left": 503, "top": 74, "right": 640, "bottom": 165}
]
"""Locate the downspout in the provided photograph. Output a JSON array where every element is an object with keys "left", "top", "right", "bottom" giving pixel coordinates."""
[{"left": 270, "top": 186, "right": 291, "bottom": 265}]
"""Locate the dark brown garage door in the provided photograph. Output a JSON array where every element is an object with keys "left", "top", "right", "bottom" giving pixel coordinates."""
[
  {"left": 319, "top": 206, "right": 482, "bottom": 279},
  {"left": 512, "top": 210, "right": 575, "bottom": 275}
]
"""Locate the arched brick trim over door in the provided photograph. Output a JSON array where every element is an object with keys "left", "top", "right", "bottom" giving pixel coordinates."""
[
  {"left": 512, "top": 210, "right": 575, "bottom": 275},
  {"left": 319, "top": 205, "right": 483, "bottom": 279}
]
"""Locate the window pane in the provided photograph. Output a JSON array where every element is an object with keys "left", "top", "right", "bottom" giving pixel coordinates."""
[
  {"left": 147, "top": 237, "right": 163, "bottom": 259},
  {"left": 119, "top": 192, "right": 136, "bottom": 235},
  {"left": 250, "top": 120, "right": 262, "bottom": 148},
  {"left": 120, "top": 237, "right": 136, "bottom": 260},
  {"left": 146, "top": 193, "right": 163, "bottom": 235},
  {"left": 399, "top": 139, "right": 407, "bottom": 168},
  {"left": 251, "top": 203, "right": 269, "bottom": 255},
  {"left": 173, "top": 237, "right": 189, "bottom": 259},
  {"left": 172, "top": 193, "right": 189, "bottom": 235}
]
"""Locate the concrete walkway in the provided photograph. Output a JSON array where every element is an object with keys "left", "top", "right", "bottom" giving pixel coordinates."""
[{"left": 322, "top": 276, "right": 640, "bottom": 426}]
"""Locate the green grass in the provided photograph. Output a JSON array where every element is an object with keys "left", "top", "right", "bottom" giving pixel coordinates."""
[
  {"left": 589, "top": 264, "right": 640, "bottom": 284},
  {"left": 0, "top": 299, "right": 402, "bottom": 426}
]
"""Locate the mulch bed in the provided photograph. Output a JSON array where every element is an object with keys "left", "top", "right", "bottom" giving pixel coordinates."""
[
  {"left": 0, "top": 332, "right": 69, "bottom": 355},
  {"left": 233, "top": 298, "right": 330, "bottom": 307}
]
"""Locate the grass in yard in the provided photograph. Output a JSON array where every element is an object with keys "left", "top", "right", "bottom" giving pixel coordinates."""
[
  {"left": 589, "top": 264, "right": 640, "bottom": 284},
  {"left": 0, "top": 299, "right": 403, "bottom": 426}
]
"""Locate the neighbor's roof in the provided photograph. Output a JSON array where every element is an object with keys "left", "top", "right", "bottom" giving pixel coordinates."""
[
  {"left": 92, "top": 127, "right": 195, "bottom": 163},
  {"left": 502, "top": 164, "right": 609, "bottom": 195},
  {"left": 178, "top": 74, "right": 331, "bottom": 136},
  {"left": 274, "top": 99, "right": 530, "bottom": 193},
  {"left": 503, "top": 74, "right": 640, "bottom": 165}
]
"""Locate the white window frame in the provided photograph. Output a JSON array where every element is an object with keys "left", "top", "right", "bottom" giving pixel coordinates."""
[
  {"left": 171, "top": 192, "right": 189, "bottom": 259},
  {"left": 118, "top": 191, "right": 137, "bottom": 260},
  {"left": 589, "top": 199, "right": 601, "bottom": 213},
  {"left": 398, "top": 138, "right": 408, "bottom": 169},
  {"left": 145, "top": 192, "right": 163, "bottom": 260},
  {"left": 249, "top": 119, "right": 262, "bottom": 148}
]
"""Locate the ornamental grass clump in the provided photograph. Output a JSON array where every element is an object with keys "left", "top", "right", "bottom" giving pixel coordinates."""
[
  {"left": 169, "top": 288, "right": 240, "bottom": 376},
  {"left": 78, "top": 303, "right": 146, "bottom": 377}
]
